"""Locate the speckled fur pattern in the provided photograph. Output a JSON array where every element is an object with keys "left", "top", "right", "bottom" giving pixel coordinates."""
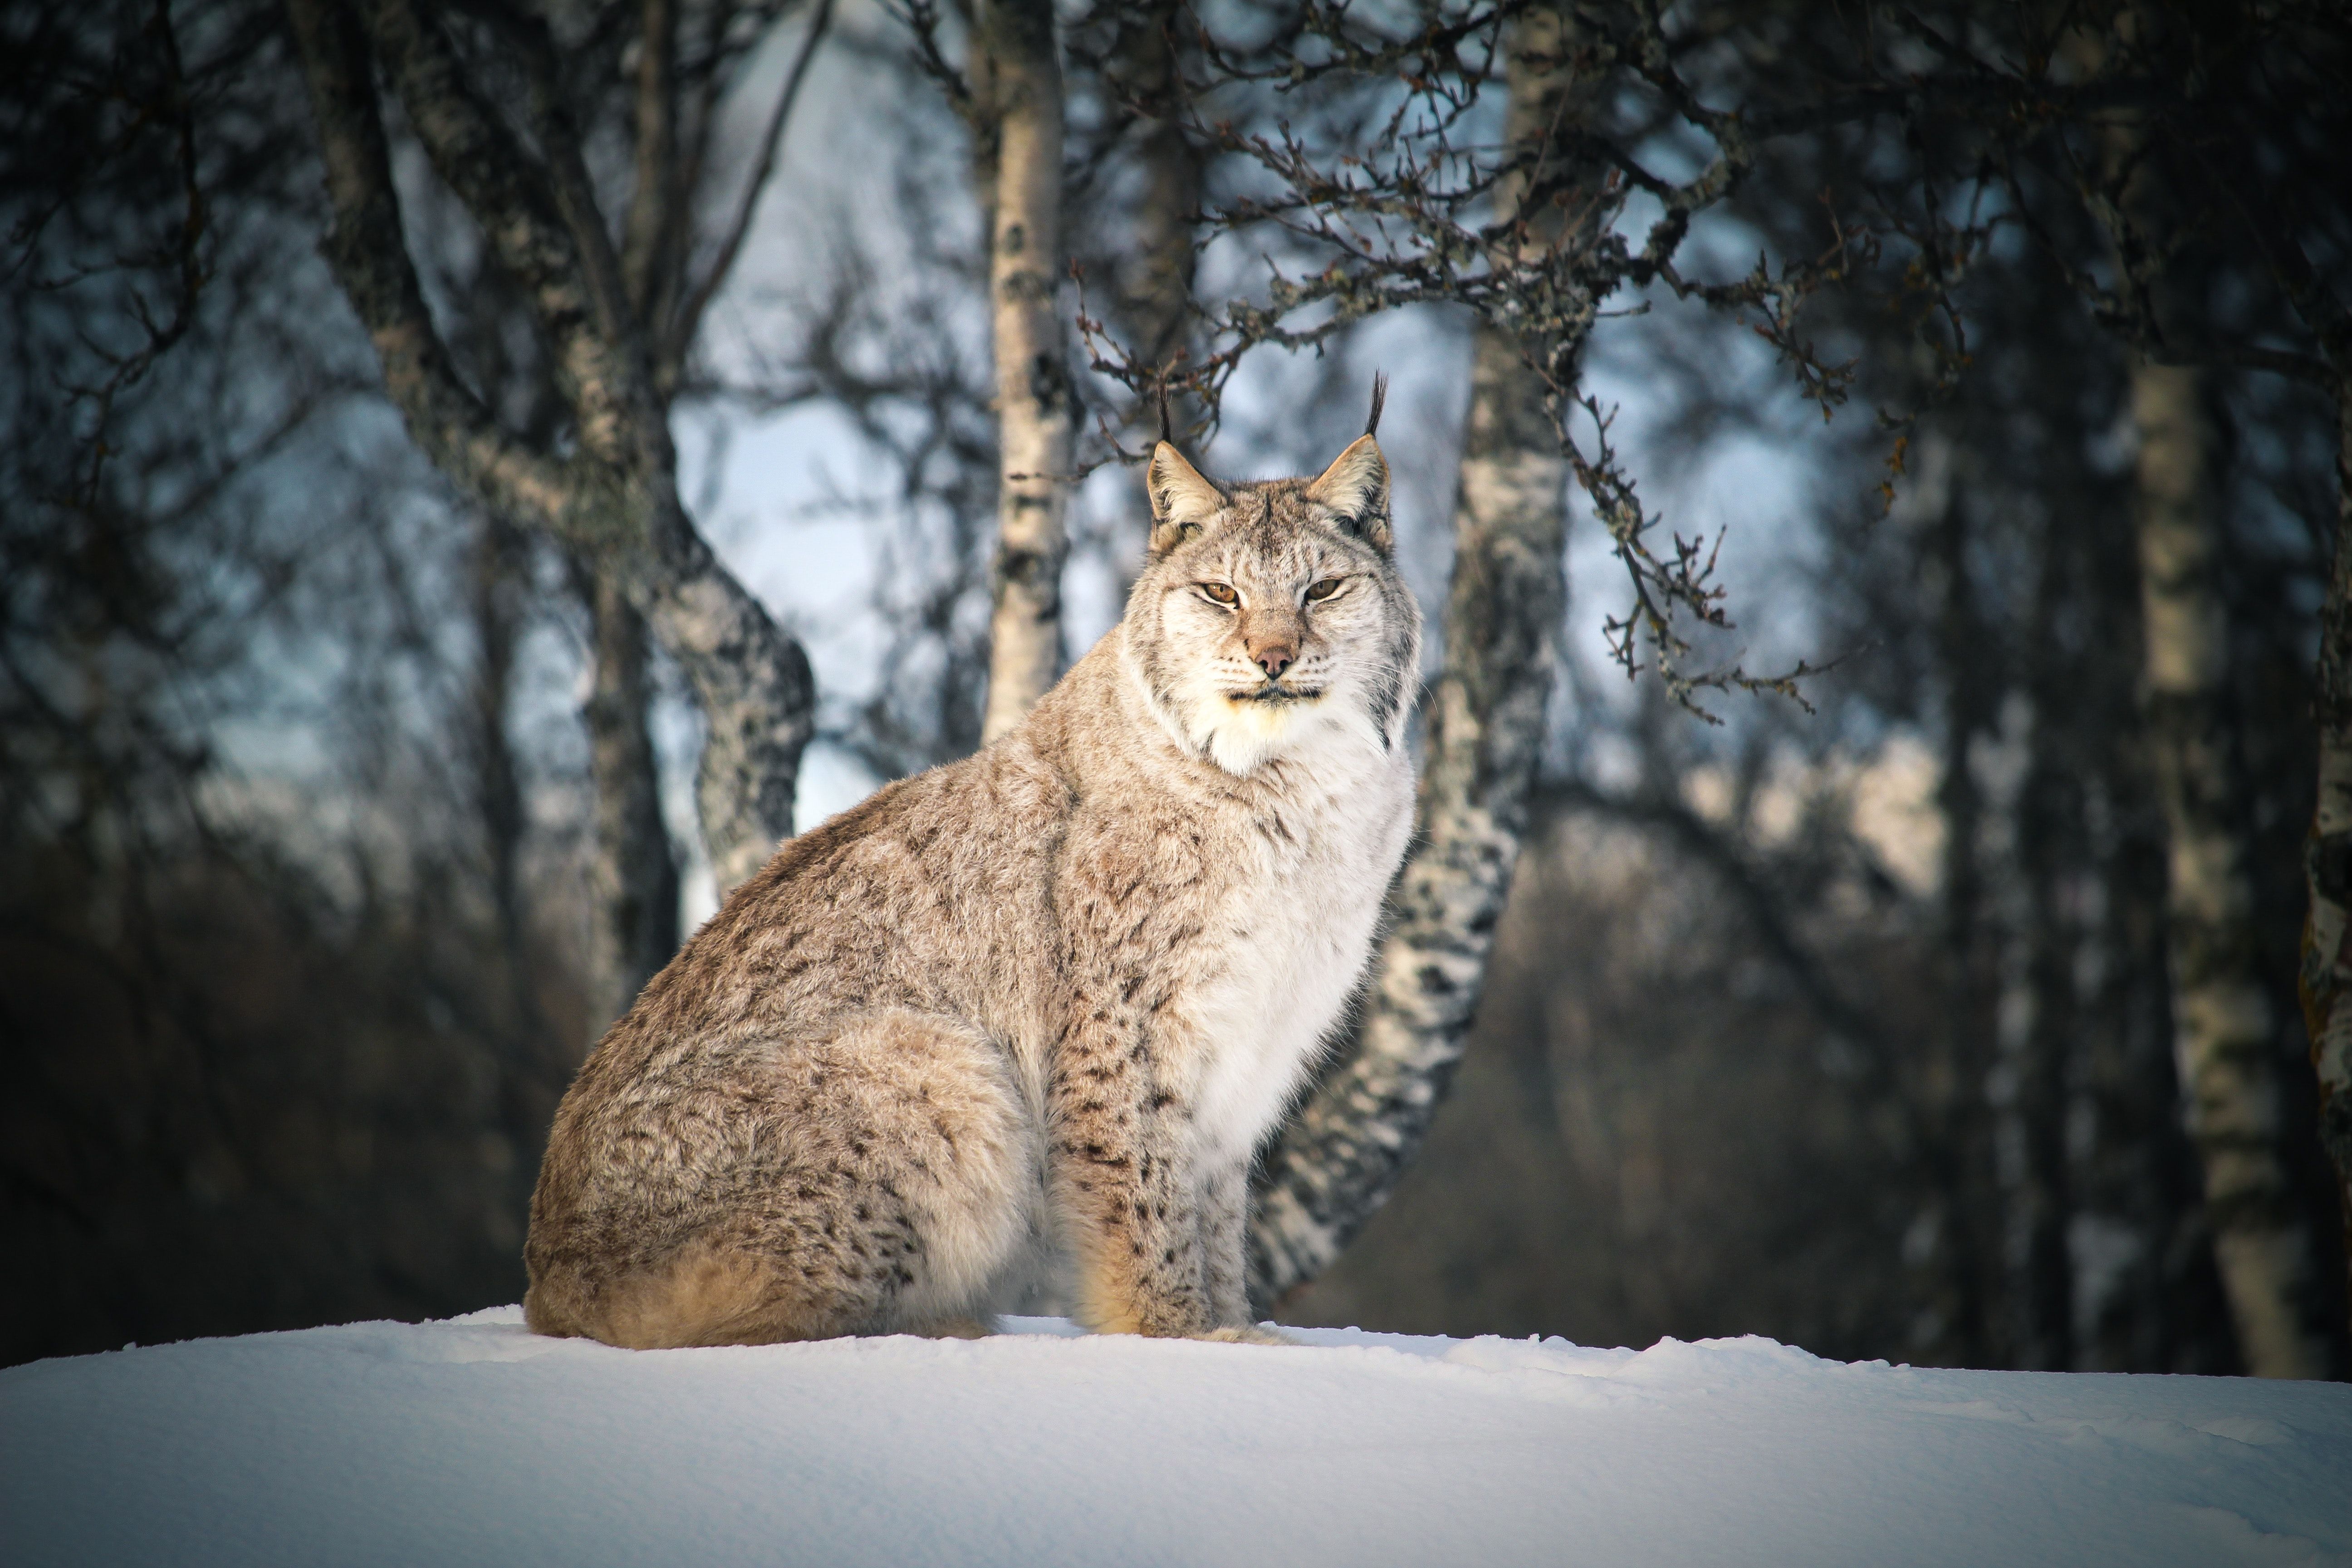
[{"left": 524, "top": 432, "right": 1421, "bottom": 1346}]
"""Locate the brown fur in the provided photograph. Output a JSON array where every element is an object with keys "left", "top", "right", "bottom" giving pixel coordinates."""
[{"left": 525, "top": 430, "right": 1421, "bottom": 1345}]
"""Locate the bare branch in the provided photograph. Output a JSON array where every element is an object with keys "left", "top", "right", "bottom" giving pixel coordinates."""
[
  {"left": 670, "top": 0, "right": 837, "bottom": 377},
  {"left": 622, "top": 0, "right": 682, "bottom": 327},
  {"left": 48, "top": 0, "right": 214, "bottom": 511},
  {"left": 360, "top": 0, "right": 652, "bottom": 471},
  {"left": 285, "top": 0, "right": 576, "bottom": 534}
]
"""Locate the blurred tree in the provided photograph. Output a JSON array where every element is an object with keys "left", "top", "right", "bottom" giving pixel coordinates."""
[
  {"left": 1918, "top": 0, "right": 2344, "bottom": 1363},
  {"left": 1242, "top": 0, "right": 2347, "bottom": 1375},
  {"left": 1836, "top": 0, "right": 2352, "bottom": 1353},
  {"left": 2, "top": 0, "right": 595, "bottom": 1360},
  {"left": 408, "top": 137, "right": 678, "bottom": 1035},
  {"left": 284, "top": 0, "right": 822, "bottom": 899},
  {"left": 2131, "top": 349, "right": 2330, "bottom": 1376}
]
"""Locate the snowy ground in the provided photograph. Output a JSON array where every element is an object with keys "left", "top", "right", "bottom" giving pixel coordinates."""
[{"left": 4, "top": 1308, "right": 2347, "bottom": 1568}]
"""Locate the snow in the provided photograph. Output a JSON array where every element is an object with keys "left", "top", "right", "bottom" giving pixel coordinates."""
[{"left": 4, "top": 1308, "right": 2347, "bottom": 1567}]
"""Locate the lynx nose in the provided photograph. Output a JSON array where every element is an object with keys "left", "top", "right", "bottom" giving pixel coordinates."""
[{"left": 1252, "top": 642, "right": 1295, "bottom": 680}]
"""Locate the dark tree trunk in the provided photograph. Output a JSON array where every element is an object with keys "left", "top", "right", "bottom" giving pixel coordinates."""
[
  {"left": 1922, "top": 443, "right": 1994, "bottom": 1366},
  {"left": 1107, "top": 0, "right": 1201, "bottom": 384},
  {"left": 2003, "top": 523, "right": 2077, "bottom": 1371},
  {"left": 577, "top": 565, "right": 679, "bottom": 1035},
  {"left": 2297, "top": 390, "right": 2352, "bottom": 1354}
]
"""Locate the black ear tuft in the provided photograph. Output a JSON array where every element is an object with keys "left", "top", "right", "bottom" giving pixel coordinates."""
[
  {"left": 1364, "top": 372, "right": 1387, "bottom": 438},
  {"left": 1146, "top": 441, "right": 1226, "bottom": 555},
  {"left": 1156, "top": 378, "right": 1174, "bottom": 446},
  {"left": 1304, "top": 432, "right": 1392, "bottom": 555}
]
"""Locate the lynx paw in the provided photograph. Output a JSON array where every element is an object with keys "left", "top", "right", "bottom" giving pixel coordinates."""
[{"left": 1198, "top": 1323, "right": 1294, "bottom": 1347}]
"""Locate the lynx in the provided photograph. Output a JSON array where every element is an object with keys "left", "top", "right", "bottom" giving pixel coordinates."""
[{"left": 524, "top": 388, "right": 1420, "bottom": 1347}]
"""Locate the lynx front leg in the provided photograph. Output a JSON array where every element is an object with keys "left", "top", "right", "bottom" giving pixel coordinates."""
[
  {"left": 1192, "top": 1159, "right": 1290, "bottom": 1344},
  {"left": 1198, "top": 1158, "right": 1253, "bottom": 1328},
  {"left": 1046, "top": 1046, "right": 1211, "bottom": 1338}
]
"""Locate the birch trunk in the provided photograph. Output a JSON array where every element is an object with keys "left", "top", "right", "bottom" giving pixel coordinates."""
[
  {"left": 1248, "top": 13, "right": 1572, "bottom": 1302},
  {"left": 2080, "top": 749, "right": 2224, "bottom": 1370},
  {"left": 471, "top": 514, "right": 531, "bottom": 995},
  {"left": 288, "top": 0, "right": 812, "bottom": 902},
  {"left": 2298, "top": 391, "right": 2352, "bottom": 1350},
  {"left": 977, "top": 0, "right": 1075, "bottom": 744},
  {"left": 2074, "top": 420, "right": 2225, "bottom": 1372},
  {"left": 2065, "top": 6, "right": 2350, "bottom": 1358},
  {"left": 578, "top": 568, "right": 680, "bottom": 1034},
  {"left": 2136, "top": 360, "right": 2331, "bottom": 1377}
]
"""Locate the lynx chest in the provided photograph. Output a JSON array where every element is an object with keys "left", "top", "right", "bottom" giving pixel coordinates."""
[{"left": 1177, "top": 746, "right": 1415, "bottom": 1169}]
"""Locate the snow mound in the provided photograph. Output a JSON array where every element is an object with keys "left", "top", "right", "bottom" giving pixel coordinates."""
[{"left": 4, "top": 1308, "right": 2347, "bottom": 1567}]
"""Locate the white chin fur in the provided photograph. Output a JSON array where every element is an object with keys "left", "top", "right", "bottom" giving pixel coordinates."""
[{"left": 1191, "top": 690, "right": 1369, "bottom": 776}]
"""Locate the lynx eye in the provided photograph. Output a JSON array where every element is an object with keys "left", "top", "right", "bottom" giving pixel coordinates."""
[
  {"left": 1199, "top": 581, "right": 1238, "bottom": 606},
  {"left": 1304, "top": 577, "right": 1344, "bottom": 602}
]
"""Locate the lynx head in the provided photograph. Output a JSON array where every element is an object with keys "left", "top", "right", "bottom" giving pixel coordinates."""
[{"left": 1124, "top": 382, "right": 1422, "bottom": 777}]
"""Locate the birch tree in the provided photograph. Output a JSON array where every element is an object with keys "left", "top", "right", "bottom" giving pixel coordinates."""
[
  {"left": 285, "top": 0, "right": 827, "bottom": 910},
  {"left": 2132, "top": 360, "right": 2331, "bottom": 1376},
  {"left": 1250, "top": 10, "right": 1576, "bottom": 1299},
  {"left": 420, "top": 208, "right": 677, "bottom": 1031},
  {"left": 1067, "top": 3, "right": 1870, "bottom": 1301},
  {"left": 2079, "top": 11, "right": 2335, "bottom": 1374},
  {"left": 974, "top": 0, "right": 1077, "bottom": 742},
  {"left": 1828, "top": 0, "right": 2352, "bottom": 1355},
  {"left": 579, "top": 569, "right": 682, "bottom": 1026}
]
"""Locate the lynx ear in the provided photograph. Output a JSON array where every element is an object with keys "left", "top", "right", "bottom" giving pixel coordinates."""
[
  {"left": 1147, "top": 441, "right": 1226, "bottom": 555},
  {"left": 1305, "top": 433, "right": 1392, "bottom": 554}
]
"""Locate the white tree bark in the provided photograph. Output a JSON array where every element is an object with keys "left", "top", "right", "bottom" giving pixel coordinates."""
[
  {"left": 2072, "top": 10, "right": 2340, "bottom": 1365},
  {"left": 2133, "top": 359, "right": 2330, "bottom": 1377},
  {"left": 977, "top": 0, "right": 1075, "bottom": 744},
  {"left": 1249, "top": 11, "right": 1573, "bottom": 1302}
]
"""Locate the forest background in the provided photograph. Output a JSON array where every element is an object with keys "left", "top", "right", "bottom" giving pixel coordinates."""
[{"left": 6, "top": 0, "right": 2350, "bottom": 1382}]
